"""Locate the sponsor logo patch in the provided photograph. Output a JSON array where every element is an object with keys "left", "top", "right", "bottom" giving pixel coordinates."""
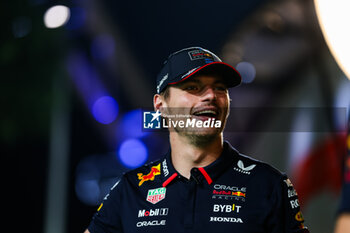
[
  {"left": 136, "top": 220, "right": 166, "bottom": 227},
  {"left": 295, "top": 211, "right": 304, "bottom": 222},
  {"left": 213, "top": 204, "right": 241, "bottom": 213},
  {"left": 188, "top": 50, "right": 214, "bottom": 61},
  {"left": 138, "top": 163, "right": 161, "bottom": 186},
  {"left": 234, "top": 160, "right": 256, "bottom": 175},
  {"left": 209, "top": 216, "right": 243, "bottom": 223},
  {"left": 284, "top": 178, "right": 293, "bottom": 187},
  {"left": 212, "top": 184, "right": 247, "bottom": 201},
  {"left": 290, "top": 199, "right": 300, "bottom": 209},
  {"left": 288, "top": 188, "right": 297, "bottom": 198},
  {"left": 162, "top": 159, "right": 169, "bottom": 177},
  {"left": 147, "top": 187, "right": 166, "bottom": 204},
  {"left": 283, "top": 178, "right": 302, "bottom": 209},
  {"left": 138, "top": 208, "right": 169, "bottom": 217}
]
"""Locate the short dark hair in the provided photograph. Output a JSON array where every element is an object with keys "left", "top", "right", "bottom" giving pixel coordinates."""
[{"left": 160, "top": 86, "right": 170, "bottom": 100}]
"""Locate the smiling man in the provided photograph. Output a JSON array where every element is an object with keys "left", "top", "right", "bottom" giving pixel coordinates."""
[
  {"left": 85, "top": 47, "right": 309, "bottom": 233},
  {"left": 157, "top": 75, "right": 229, "bottom": 144}
]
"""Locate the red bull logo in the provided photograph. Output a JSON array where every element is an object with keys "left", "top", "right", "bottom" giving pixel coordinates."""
[
  {"left": 212, "top": 188, "right": 246, "bottom": 201},
  {"left": 232, "top": 191, "right": 246, "bottom": 197},
  {"left": 213, "top": 190, "right": 231, "bottom": 195},
  {"left": 138, "top": 164, "right": 161, "bottom": 186}
]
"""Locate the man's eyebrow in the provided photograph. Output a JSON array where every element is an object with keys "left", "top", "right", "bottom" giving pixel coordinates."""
[
  {"left": 214, "top": 80, "right": 226, "bottom": 84},
  {"left": 183, "top": 79, "right": 200, "bottom": 84},
  {"left": 174, "top": 79, "right": 200, "bottom": 87}
]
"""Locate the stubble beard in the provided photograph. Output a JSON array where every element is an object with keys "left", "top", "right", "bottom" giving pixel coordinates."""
[
  {"left": 178, "top": 130, "right": 222, "bottom": 148},
  {"left": 173, "top": 116, "right": 227, "bottom": 148},
  {"left": 163, "top": 106, "right": 229, "bottom": 148}
]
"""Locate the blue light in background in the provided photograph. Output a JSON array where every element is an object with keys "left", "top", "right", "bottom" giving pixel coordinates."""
[
  {"left": 288, "top": 109, "right": 313, "bottom": 171},
  {"left": 235, "top": 61, "right": 256, "bottom": 83},
  {"left": 92, "top": 96, "right": 119, "bottom": 124},
  {"left": 65, "top": 7, "right": 86, "bottom": 30},
  {"left": 334, "top": 78, "right": 350, "bottom": 130},
  {"left": 119, "top": 109, "right": 150, "bottom": 139},
  {"left": 66, "top": 52, "right": 108, "bottom": 107},
  {"left": 118, "top": 139, "right": 148, "bottom": 168},
  {"left": 75, "top": 178, "right": 100, "bottom": 205},
  {"left": 75, "top": 153, "right": 125, "bottom": 206},
  {"left": 91, "top": 34, "right": 116, "bottom": 61}
]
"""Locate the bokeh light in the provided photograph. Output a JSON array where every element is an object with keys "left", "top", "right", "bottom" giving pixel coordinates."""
[
  {"left": 75, "top": 154, "right": 125, "bottom": 206},
  {"left": 44, "top": 5, "right": 70, "bottom": 29},
  {"left": 118, "top": 139, "right": 148, "bottom": 168},
  {"left": 288, "top": 108, "right": 314, "bottom": 170},
  {"left": 118, "top": 109, "right": 150, "bottom": 139},
  {"left": 65, "top": 7, "right": 86, "bottom": 30},
  {"left": 235, "top": 61, "right": 256, "bottom": 83},
  {"left": 333, "top": 78, "right": 350, "bottom": 130},
  {"left": 75, "top": 178, "right": 100, "bottom": 206},
  {"left": 314, "top": 0, "right": 350, "bottom": 80},
  {"left": 91, "top": 34, "right": 116, "bottom": 61},
  {"left": 92, "top": 96, "right": 119, "bottom": 124}
]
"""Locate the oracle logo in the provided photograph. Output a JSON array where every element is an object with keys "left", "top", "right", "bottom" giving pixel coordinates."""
[{"left": 136, "top": 220, "right": 166, "bottom": 227}]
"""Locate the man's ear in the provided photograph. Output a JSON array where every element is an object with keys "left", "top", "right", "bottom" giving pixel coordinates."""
[{"left": 153, "top": 94, "right": 166, "bottom": 111}]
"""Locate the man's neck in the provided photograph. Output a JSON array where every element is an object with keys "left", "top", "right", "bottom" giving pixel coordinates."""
[{"left": 169, "top": 132, "right": 224, "bottom": 179}]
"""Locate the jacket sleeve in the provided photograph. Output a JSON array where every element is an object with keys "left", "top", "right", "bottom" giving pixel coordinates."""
[
  {"left": 267, "top": 175, "right": 310, "bottom": 233},
  {"left": 337, "top": 139, "right": 350, "bottom": 215},
  {"left": 88, "top": 178, "right": 124, "bottom": 233}
]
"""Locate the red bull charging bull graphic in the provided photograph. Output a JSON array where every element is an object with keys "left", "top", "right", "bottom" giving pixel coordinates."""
[{"left": 137, "top": 164, "right": 161, "bottom": 186}]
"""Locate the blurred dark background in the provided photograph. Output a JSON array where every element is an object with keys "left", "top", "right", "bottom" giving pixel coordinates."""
[{"left": 2, "top": 0, "right": 350, "bottom": 232}]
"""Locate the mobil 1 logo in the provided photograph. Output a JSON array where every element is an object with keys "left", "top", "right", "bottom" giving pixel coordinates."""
[{"left": 138, "top": 208, "right": 169, "bottom": 218}]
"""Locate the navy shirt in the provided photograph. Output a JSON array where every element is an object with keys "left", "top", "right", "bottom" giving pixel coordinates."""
[
  {"left": 88, "top": 141, "right": 309, "bottom": 233},
  {"left": 337, "top": 117, "right": 350, "bottom": 215}
]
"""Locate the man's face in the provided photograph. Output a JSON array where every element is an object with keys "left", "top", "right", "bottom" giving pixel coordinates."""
[{"left": 156, "top": 74, "right": 230, "bottom": 139}]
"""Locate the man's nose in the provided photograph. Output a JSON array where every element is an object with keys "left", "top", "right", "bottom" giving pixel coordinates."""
[{"left": 201, "top": 86, "right": 216, "bottom": 101}]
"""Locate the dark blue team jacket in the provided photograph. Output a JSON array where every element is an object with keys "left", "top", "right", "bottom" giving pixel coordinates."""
[
  {"left": 337, "top": 124, "right": 350, "bottom": 215},
  {"left": 88, "top": 141, "right": 309, "bottom": 233}
]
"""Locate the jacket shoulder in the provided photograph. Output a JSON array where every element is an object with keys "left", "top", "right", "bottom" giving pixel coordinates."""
[
  {"left": 122, "top": 158, "right": 164, "bottom": 187},
  {"left": 233, "top": 150, "right": 287, "bottom": 181}
]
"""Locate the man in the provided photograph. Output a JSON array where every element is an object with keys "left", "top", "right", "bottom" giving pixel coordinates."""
[
  {"left": 334, "top": 113, "right": 350, "bottom": 233},
  {"left": 85, "top": 47, "right": 309, "bottom": 233}
]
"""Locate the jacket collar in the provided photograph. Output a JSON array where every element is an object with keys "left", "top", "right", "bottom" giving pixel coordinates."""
[{"left": 161, "top": 141, "right": 238, "bottom": 187}]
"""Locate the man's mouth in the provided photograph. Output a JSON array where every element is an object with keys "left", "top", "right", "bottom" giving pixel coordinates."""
[{"left": 192, "top": 108, "right": 219, "bottom": 120}]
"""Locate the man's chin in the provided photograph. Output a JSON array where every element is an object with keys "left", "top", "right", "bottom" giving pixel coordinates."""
[
  {"left": 188, "top": 127, "right": 222, "bottom": 135},
  {"left": 186, "top": 133, "right": 221, "bottom": 148},
  {"left": 176, "top": 128, "right": 222, "bottom": 147}
]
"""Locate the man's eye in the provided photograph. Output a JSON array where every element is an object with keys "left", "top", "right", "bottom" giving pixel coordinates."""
[
  {"left": 185, "top": 86, "right": 198, "bottom": 90},
  {"left": 215, "top": 86, "right": 228, "bottom": 91}
]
